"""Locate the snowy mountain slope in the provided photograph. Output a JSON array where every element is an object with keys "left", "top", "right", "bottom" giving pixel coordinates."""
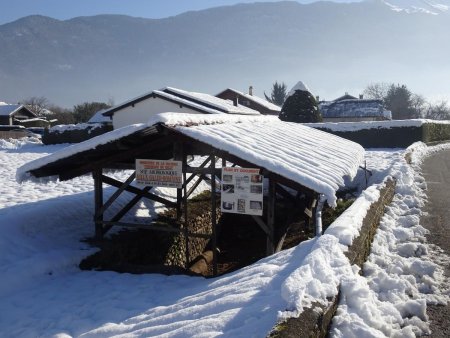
[{"left": 380, "top": 0, "right": 450, "bottom": 14}]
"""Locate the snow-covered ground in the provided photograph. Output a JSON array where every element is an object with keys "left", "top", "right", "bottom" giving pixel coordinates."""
[{"left": 1, "top": 137, "right": 449, "bottom": 337}]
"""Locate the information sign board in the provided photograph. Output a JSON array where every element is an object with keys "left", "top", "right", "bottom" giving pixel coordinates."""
[
  {"left": 135, "top": 159, "right": 183, "bottom": 188},
  {"left": 221, "top": 167, "right": 264, "bottom": 216}
]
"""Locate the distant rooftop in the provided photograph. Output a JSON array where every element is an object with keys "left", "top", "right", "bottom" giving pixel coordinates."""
[
  {"left": 216, "top": 88, "right": 281, "bottom": 112},
  {"left": 0, "top": 104, "right": 22, "bottom": 116},
  {"left": 320, "top": 98, "right": 392, "bottom": 120},
  {"left": 102, "top": 86, "right": 261, "bottom": 117}
]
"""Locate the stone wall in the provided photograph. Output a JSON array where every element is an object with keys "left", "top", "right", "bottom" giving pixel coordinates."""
[
  {"left": 164, "top": 206, "right": 221, "bottom": 268},
  {"left": 269, "top": 179, "right": 396, "bottom": 337}
]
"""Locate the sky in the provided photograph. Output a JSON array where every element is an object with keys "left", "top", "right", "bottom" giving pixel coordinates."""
[{"left": 0, "top": 0, "right": 360, "bottom": 25}]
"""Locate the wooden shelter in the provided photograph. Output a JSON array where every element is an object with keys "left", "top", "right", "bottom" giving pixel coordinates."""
[{"left": 18, "top": 114, "right": 365, "bottom": 275}]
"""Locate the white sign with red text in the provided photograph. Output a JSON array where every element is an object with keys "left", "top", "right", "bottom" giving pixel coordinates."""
[{"left": 136, "top": 159, "right": 182, "bottom": 188}]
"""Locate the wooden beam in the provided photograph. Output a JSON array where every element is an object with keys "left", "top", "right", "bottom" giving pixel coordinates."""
[
  {"left": 275, "top": 184, "right": 297, "bottom": 205},
  {"left": 210, "top": 155, "right": 218, "bottom": 276},
  {"left": 93, "top": 168, "right": 104, "bottom": 239},
  {"left": 183, "top": 156, "right": 211, "bottom": 188},
  {"left": 58, "top": 136, "right": 173, "bottom": 181},
  {"left": 251, "top": 215, "right": 271, "bottom": 236},
  {"left": 173, "top": 141, "right": 183, "bottom": 221},
  {"left": 186, "top": 174, "right": 206, "bottom": 199},
  {"left": 186, "top": 167, "right": 222, "bottom": 176},
  {"left": 95, "top": 172, "right": 136, "bottom": 218},
  {"left": 99, "top": 221, "right": 211, "bottom": 239},
  {"left": 103, "top": 186, "right": 153, "bottom": 234},
  {"left": 266, "top": 176, "right": 276, "bottom": 255},
  {"left": 101, "top": 174, "right": 177, "bottom": 208}
]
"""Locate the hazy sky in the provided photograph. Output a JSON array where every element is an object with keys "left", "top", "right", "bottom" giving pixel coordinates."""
[{"left": 0, "top": 0, "right": 361, "bottom": 24}]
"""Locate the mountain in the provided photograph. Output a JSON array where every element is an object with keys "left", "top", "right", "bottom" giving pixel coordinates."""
[
  {"left": 380, "top": 0, "right": 450, "bottom": 14},
  {"left": 0, "top": 0, "right": 449, "bottom": 107}
]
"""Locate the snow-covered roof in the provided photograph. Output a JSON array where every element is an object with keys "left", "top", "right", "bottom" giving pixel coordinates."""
[
  {"left": 102, "top": 86, "right": 261, "bottom": 117},
  {"left": 0, "top": 104, "right": 22, "bottom": 116},
  {"left": 320, "top": 99, "right": 392, "bottom": 120},
  {"left": 153, "top": 90, "right": 224, "bottom": 115},
  {"left": 164, "top": 87, "right": 260, "bottom": 115},
  {"left": 286, "top": 81, "right": 311, "bottom": 100},
  {"left": 88, "top": 109, "right": 111, "bottom": 123},
  {"left": 17, "top": 113, "right": 364, "bottom": 207},
  {"left": 216, "top": 88, "right": 281, "bottom": 112},
  {"left": 304, "top": 119, "right": 446, "bottom": 132},
  {"left": 14, "top": 117, "right": 50, "bottom": 124}
]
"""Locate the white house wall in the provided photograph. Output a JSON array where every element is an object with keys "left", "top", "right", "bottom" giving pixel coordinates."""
[{"left": 112, "top": 97, "right": 204, "bottom": 129}]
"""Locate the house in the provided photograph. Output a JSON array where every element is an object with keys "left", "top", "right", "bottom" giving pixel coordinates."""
[
  {"left": 0, "top": 103, "right": 38, "bottom": 126},
  {"left": 102, "top": 87, "right": 261, "bottom": 129},
  {"left": 216, "top": 87, "right": 281, "bottom": 116},
  {"left": 319, "top": 94, "right": 392, "bottom": 122}
]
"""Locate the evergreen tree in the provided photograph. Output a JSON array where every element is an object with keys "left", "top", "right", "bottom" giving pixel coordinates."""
[
  {"left": 384, "top": 84, "right": 420, "bottom": 119},
  {"left": 279, "top": 82, "right": 322, "bottom": 123},
  {"left": 264, "top": 81, "right": 287, "bottom": 106}
]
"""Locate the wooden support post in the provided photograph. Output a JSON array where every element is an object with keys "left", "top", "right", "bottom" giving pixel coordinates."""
[
  {"left": 174, "top": 142, "right": 183, "bottom": 221},
  {"left": 210, "top": 154, "right": 218, "bottom": 276},
  {"left": 183, "top": 152, "right": 189, "bottom": 268},
  {"left": 266, "top": 175, "right": 275, "bottom": 255},
  {"left": 96, "top": 172, "right": 136, "bottom": 217},
  {"left": 93, "top": 168, "right": 104, "bottom": 239}
]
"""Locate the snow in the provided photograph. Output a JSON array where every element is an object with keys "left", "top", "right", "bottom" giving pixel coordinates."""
[
  {"left": 285, "top": 81, "right": 311, "bottom": 99},
  {"left": 305, "top": 118, "right": 450, "bottom": 132},
  {"left": 330, "top": 143, "right": 450, "bottom": 337},
  {"left": 174, "top": 114, "right": 364, "bottom": 207},
  {"left": 88, "top": 109, "right": 111, "bottom": 123},
  {"left": 382, "top": 0, "right": 450, "bottom": 15},
  {"left": 102, "top": 87, "right": 261, "bottom": 118},
  {"left": 153, "top": 90, "right": 226, "bottom": 115},
  {"left": 49, "top": 123, "right": 105, "bottom": 133},
  {"left": 17, "top": 113, "right": 365, "bottom": 207},
  {"left": 164, "top": 87, "right": 261, "bottom": 115},
  {"left": 218, "top": 88, "right": 281, "bottom": 111},
  {"left": 2, "top": 131, "right": 450, "bottom": 337},
  {"left": 320, "top": 99, "right": 392, "bottom": 120}
]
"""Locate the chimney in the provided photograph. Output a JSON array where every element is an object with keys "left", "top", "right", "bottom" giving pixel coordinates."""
[
  {"left": 249, "top": 86, "right": 253, "bottom": 96},
  {"left": 233, "top": 96, "right": 238, "bottom": 107},
  {"left": 316, "top": 95, "right": 320, "bottom": 102},
  {"left": 359, "top": 94, "right": 364, "bottom": 100}
]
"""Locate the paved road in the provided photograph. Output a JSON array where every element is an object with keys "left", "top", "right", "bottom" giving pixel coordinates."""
[{"left": 421, "top": 148, "right": 450, "bottom": 338}]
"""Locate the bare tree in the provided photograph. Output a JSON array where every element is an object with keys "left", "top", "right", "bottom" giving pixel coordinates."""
[
  {"left": 47, "top": 104, "right": 76, "bottom": 125},
  {"left": 21, "top": 96, "right": 50, "bottom": 116},
  {"left": 411, "top": 94, "right": 427, "bottom": 118},
  {"left": 363, "top": 82, "right": 390, "bottom": 100},
  {"left": 424, "top": 100, "right": 450, "bottom": 120}
]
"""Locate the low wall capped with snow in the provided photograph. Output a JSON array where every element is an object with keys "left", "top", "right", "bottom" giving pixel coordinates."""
[
  {"left": 42, "top": 123, "right": 113, "bottom": 145},
  {"left": 306, "top": 120, "right": 450, "bottom": 148}
]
